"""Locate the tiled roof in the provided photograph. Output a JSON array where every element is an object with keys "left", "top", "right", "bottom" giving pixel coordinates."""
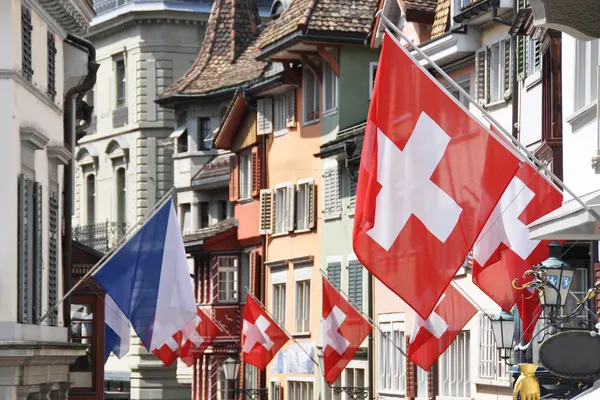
[
  {"left": 183, "top": 218, "right": 237, "bottom": 243},
  {"left": 257, "top": 0, "right": 379, "bottom": 50},
  {"left": 192, "top": 153, "right": 232, "bottom": 183},
  {"left": 160, "top": 0, "right": 268, "bottom": 99},
  {"left": 431, "top": 0, "right": 451, "bottom": 38},
  {"left": 403, "top": 0, "right": 438, "bottom": 13}
]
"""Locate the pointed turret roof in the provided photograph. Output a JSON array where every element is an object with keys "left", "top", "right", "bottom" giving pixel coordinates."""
[{"left": 159, "top": 0, "right": 268, "bottom": 100}]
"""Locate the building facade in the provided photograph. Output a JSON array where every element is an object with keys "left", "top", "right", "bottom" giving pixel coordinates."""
[{"left": 0, "top": 0, "right": 97, "bottom": 398}]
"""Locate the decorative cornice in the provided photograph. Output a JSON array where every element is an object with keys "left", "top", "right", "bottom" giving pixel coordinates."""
[
  {"left": 289, "top": 255, "right": 314, "bottom": 265},
  {"left": 20, "top": 126, "right": 50, "bottom": 150},
  {"left": 0, "top": 69, "right": 63, "bottom": 115},
  {"left": 87, "top": 16, "right": 207, "bottom": 40},
  {"left": 37, "top": 0, "right": 93, "bottom": 35},
  {"left": 47, "top": 145, "right": 73, "bottom": 165},
  {"left": 264, "top": 260, "right": 288, "bottom": 269}
]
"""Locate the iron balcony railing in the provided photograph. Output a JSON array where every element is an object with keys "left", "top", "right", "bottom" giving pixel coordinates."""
[
  {"left": 93, "top": 0, "right": 204, "bottom": 15},
  {"left": 73, "top": 221, "right": 129, "bottom": 253}
]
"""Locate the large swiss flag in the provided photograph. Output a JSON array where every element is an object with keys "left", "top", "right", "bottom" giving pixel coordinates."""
[
  {"left": 472, "top": 163, "right": 562, "bottom": 312},
  {"left": 322, "top": 276, "right": 372, "bottom": 384},
  {"left": 352, "top": 33, "right": 522, "bottom": 319}
]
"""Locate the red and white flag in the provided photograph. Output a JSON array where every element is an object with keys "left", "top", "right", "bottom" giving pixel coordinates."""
[
  {"left": 408, "top": 285, "right": 477, "bottom": 371},
  {"left": 472, "top": 163, "right": 561, "bottom": 312},
  {"left": 322, "top": 276, "right": 372, "bottom": 384},
  {"left": 242, "top": 296, "right": 288, "bottom": 370},
  {"left": 517, "top": 290, "right": 543, "bottom": 342},
  {"left": 152, "top": 331, "right": 183, "bottom": 367},
  {"left": 352, "top": 33, "right": 522, "bottom": 319}
]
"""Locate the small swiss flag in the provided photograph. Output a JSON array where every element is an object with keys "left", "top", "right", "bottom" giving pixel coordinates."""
[
  {"left": 242, "top": 295, "right": 288, "bottom": 370},
  {"left": 352, "top": 32, "right": 522, "bottom": 320},
  {"left": 152, "top": 331, "right": 183, "bottom": 367},
  {"left": 322, "top": 276, "right": 372, "bottom": 384},
  {"left": 408, "top": 285, "right": 477, "bottom": 371}
]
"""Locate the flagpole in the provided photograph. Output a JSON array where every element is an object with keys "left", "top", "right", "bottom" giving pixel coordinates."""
[
  {"left": 377, "top": 12, "right": 600, "bottom": 224},
  {"left": 37, "top": 186, "right": 176, "bottom": 325},
  {"left": 244, "top": 290, "right": 324, "bottom": 373}
]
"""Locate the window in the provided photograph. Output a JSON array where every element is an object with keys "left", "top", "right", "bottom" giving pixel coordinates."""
[
  {"left": 218, "top": 200, "right": 228, "bottom": 221},
  {"left": 245, "top": 363, "right": 258, "bottom": 389},
  {"left": 288, "top": 381, "right": 313, "bottom": 400},
  {"left": 86, "top": 174, "right": 95, "bottom": 225},
  {"left": 198, "top": 202, "right": 209, "bottom": 228},
  {"left": 326, "top": 262, "right": 341, "bottom": 288},
  {"left": 178, "top": 130, "right": 189, "bottom": 153},
  {"left": 476, "top": 38, "right": 512, "bottom": 105},
  {"left": 115, "top": 58, "right": 126, "bottom": 107},
  {"left": 439, "top": 331, "right": 470, "bottom": 399},
  {"left": 369, "top": 62, "right": 378, "bottom": 99},
  {"left": 526, "top": 38, "right": 542, "bottom": 79},
  {"left": 218, "top": 257, "right": 238, "bottom": 302},
  {"left": 199, "top": 117, "right": 212, "bottom": 150},
  {"left": 479, "top": 315, "right": 508, "bottom": 381},
  {"left": 218, "top": 365, "right": 236, "bottom": 400},
  {"left": 240, "top": 253, "right": 250, "bottom": 302},
  {"left": 47, "top": 31, "right": 57, "bottom": 101},
  {"left": 239, "top": 151, "right": 252, "bottom": 200},
  {"left": 116, "top": 168, "right": 126, "bottom": 225},
  {"left": 324, "top": 376, "right": 341, "bottom": 400},
  {"left": 272, "top": 283, "right": 286, "bottom": 325},
  {"left": 180, "top": 203, "right": 192, "bottom": 233},
  {"left": 379, "top": 318, "right": 405, "bottom": 394},
  {"left": 323, "top": 57, "right": 338, "bottom": 114},
  {"left": 454, "top": 0, "right": 472, "bottom": 12},
  {"left": 348, "top": 176, "right": 357, "bottom": 213},
  {"left": 295, "top": 280, "right": 311, "bottom": 333},
  {"left": 275, "top": 185, "right": 290, "bottom": 234},
  {"left": 21, "top": 6, "right": 33, "bottom": 82},
  {"left": 323, "top": 165, "right": 341, "bottom": 219},
  {"left": 273, "top": 91, "right": 296, "bottom": 136},
  {"left": 295, "top": 179, "right": 314, "bottom": 231},
  {"left": 270, "top": 382, "right": 282, "bottom": 400},
  {"left": 564, "top": 265, "right": 589, "bottom": 327},
  {"left": 574, "top": 39, "right": 599, "bottom": 112},
  {"left": 445, "top": 78, "right": 471, "bottom": 108},
  {"left": 348, "top": 261, "right": 363, "bottom": 310},
  {"left": 345, "top": 368, "right": 365, "bottom": 388},
  {"left": 70, "top": 302, "right": 95, "bottom": 389},
  {"left": 416, "top": 368, "right": 428, "bottom": 399},
  {"left": 303, "top": 67, "right": 320, "bottom": 123}
]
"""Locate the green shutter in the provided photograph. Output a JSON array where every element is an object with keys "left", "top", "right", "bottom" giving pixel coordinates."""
[
  {"left": 517, "top": 35, "right": 527, "bottom": 81},
  {"left": 33, "top": 182, "right": 43, "bottom": 323},
  {"left": 48, "top": 190, "right": 58, "bottom": 326},
  {"left": 327, "top": 263, "right": 341, "bottom": 289},
  {"left": 475, "top": 48, "right": 489, "bottom": 105},
  {"left": 348, "top": 261, "right": 363, "bottom": 310},
  {"left": 504, "top": 38, "right": 513, "bottom": 99},
  {"left": 17, "top": 175, "right": 28, "bottom": 323},
  {"left": 349, "top": 176, "right": 357, "bottom": 212}
]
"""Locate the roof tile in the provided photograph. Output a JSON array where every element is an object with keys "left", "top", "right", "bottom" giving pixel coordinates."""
[
  {"left": 403, "top": 0, "right": 438, "bottom": 14},
  {"left": 431, "top": 0, "right": 451, "bottom": 38}
]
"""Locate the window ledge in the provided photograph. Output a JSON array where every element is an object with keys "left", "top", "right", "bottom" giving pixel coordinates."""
[
  {"left": 377, "top": 391, "right": 405, "bottom": 397},
  {"left": 237, "top": 197, "right": 254, "bottom": 205},
  {"left": 484, "top": 99, "right": 509, "bottom": 111},
  {"left": 322, "top": 108, "right": 338, "bottom": 118},
  {"left": 567, "top": 101, "right": 597, "bottom": 130},
  {"left": 473, "top": 378, "right": 511, "bottom": 388},
  {"left": 173, "top": 150, "right": 219, "bottom": 159},
  {"left": 524, "top": 71, "right": 542, "bottom": 90},
  {"left": 303, "top": 119, "right": 320, "bottom": 127},
  {"left": 274, "top": 129, "right": 289, "bottom": 138},
  {"left": 323, "top": 214, "right": 342, "bottom": 222},
  {"left": 271, "top": 232, "right": 290, "bottom": 238},
  {"left": 294, "top": 229, "right": 312, "bottom": 234},
  {"left": 292, "top": 332, "right": 311, "bottom": 338}
]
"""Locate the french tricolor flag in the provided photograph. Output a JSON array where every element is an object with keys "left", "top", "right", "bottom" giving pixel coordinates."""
[
  {"left": 94, "top": 198, "right": 197, "bottom": 353},
  {"left": 104, "top": 293, "right": 130, "bottom": 362}
]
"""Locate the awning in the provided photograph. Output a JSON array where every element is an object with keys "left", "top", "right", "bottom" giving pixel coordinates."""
[
  {"left": 573, "top": 380, "right": 600, "bottom": 399},
  {"left": 528, "top": 189, "right": 600, "bottom": 240},
  {"left": 161, "top": 125, "right": 187, "bottom": 146}
]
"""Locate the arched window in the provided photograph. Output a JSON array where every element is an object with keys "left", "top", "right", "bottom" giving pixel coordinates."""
[
  {"left": 116, "top": 168, "right": 126, "bottom": 225},
  {"left": 86, "top": 174, "right": 95, "bottom": 225}
]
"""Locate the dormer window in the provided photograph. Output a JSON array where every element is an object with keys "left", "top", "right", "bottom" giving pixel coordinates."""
[{"left": 270, "top": 0, "right": 285, "bottom": 19}]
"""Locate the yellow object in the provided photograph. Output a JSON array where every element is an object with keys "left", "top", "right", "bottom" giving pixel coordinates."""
[{"left": 513, "top": 364, "right": 541, "bottom": 400}]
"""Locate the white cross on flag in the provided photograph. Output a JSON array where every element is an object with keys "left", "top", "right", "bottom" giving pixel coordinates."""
[
  {"left": 322, "top": 276, "right": 372, "bottom": 384},
  {"left": 352, "top": 32, "right": 523, "bottom": 319},
  {"left": 408, "top": 285, "right": 477, "bottom": 371},
  {"left": 241, "top": 295, "right": 288, "bottom": 370}
]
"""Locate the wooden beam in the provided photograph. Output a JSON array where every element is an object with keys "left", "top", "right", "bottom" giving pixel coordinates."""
[
  {"left": 301, "top": 54, "right": 322, "bottom": 83},
  {"left": 289, "top": 50, "right": 319, "bottom": 56},
  {"left": 317, "top": 45, "right": 340, "bottom": 77}
]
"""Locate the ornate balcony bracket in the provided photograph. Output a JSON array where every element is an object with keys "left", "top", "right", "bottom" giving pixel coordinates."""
[
  {"left": 236, "top": 389, "right": 268, "bottom": 400},
  {"left": 331, "top": 387, "right": 371, "bottom": 400}
]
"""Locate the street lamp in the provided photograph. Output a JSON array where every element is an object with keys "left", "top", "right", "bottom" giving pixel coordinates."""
[
  {"left": 221, "top": 357, "right": 267, "bottom": 400},
  {"left": 222, "top": 357, "right": 240, "bottom": 381},
  {"left": 490, "top": 311, "right": 515, "bottom": 365},
  {"left": 537, "top": 241, "right": 574, "bottom": 308}
]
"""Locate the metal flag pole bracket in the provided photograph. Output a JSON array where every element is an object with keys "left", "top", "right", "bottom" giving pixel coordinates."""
[{"left": 375, "top": 11, "right": 600, "bottom": 224}]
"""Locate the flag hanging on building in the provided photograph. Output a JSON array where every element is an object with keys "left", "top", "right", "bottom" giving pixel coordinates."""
[
  {"left": 352, "top": 32, "right": 522, "bottom": 319},
  {"left": 472, "top": 162, "right": 562, "bottom": 312},
  {"left": 94, "top": 198, "right": 197, "bottom": 353},
  {"left": 517, "top": 290, "right": 543, "bottom": 342},
  {"left": 241, "top": 295, "right": 288, "bottom": 370},
  {"left": 104, "top": 293, "right": 131, "bottom": 363},
  {"left": 408, "top": 285, "right": 477, "bottom": 371},
  {"left": 322, "top": 276, "right": 372, "bottom": 384}
]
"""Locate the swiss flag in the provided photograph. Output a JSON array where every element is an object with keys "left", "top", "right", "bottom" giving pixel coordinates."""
[
  {"left": 322, "top": 276, "right": 372, "bottom": 384},
  {"left": 179, "top": 308, "right": 221, "bottom": 367},
  {"left": 352, "top": 33, "right": 522, "bottom": 319},
  {"left": 516, "top": 289, "right": 543, "bottom": 342},
  {"left": 408, "top": 285, "right": 477, "bottom": 371},
  {"left": 152, "top": 331, "right": 183, "bottom": 367},
  {"left": 242, "top": 296, "right": 288, "bottom": 370},
  {"left": 472, "top": 163, "right": 561, "bottom": 312}
]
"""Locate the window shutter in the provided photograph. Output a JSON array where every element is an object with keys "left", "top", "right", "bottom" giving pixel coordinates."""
[
  {"left": 517, "top": 0, "right": 527, "bottom": 11},
  {"left": 595, "top": 263, "right": 600, "bottom": 317},
  {"left": 349, "top": 177, "right": 357, "bottom": 212},
  {"left": 33, "top": 182, "right": 43, "bottom": 323},
  {"left": 286, "top": 183, "right": 295, "bottom": 232},
  {"left": 348, "top": 261, "right": 363, "bottom": 309},
  {"left": 534, "top": 39, "right": 542, "bottom": 72},
  {"left": 406, "top": 335, "right": 417, "bottom": 398},
  {"left": 211, "top": 256, "right": 219, "bottom": 303},
  {"left": 286, "top": 90, "right": 296, "bottom": 128},
  {"left": 504, "top": 38, "right": 513, "bottom": 99},
  {"left": 259, "top": 189, "right": 273, "bottom": 234},
  {"left": 17, "top": 174, "right": 29, "bottom": 324},
  {"left": 326, "top": 263, "right": 341, "bottom": 288},
  {"left": 48, "top": 191, "right": 59, "bottom": 326},
  {"left": 257, "top": 99, "right": 266, "bottom": 135},
  {"left": 307, "top": 180, "right": 316, "bottom": 229},
  {"left": 517, "top": 36, "right": 526, "bottom": 81},
  {"left": 251, "top": 146, "right": 261, "bottom": 197},
  {"left": 229, "top": 155, "right": 239, "bottom": 202},
  {"left": 475, "top": 48, "right": 488, "bottom": 105},
  {"left": 323, "top": 166, "right": 341, "bottom": 218}
]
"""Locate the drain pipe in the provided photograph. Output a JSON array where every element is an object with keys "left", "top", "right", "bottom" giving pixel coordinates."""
[
  {"left": 491, "top": 5, "right": 512, "bottom": 26},
  {"left": 63, "top": 34, "right": 99, "bottom": 335}
]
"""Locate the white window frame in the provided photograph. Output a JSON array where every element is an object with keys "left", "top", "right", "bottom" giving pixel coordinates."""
[
  {"left": 574, "top": 39, "right": 599, "bottom": 113},
  {"left": 239, "top": 150, "right": 252, "bottom": 200},
  {"left": 323, "top": 160, "right": 341, "bottom": 220},
  {"left": 274, "top": 183, "right": 289, "bottom": 235},
  {"left": 273, "top": 93, "right": 289, "bottom": 137},
  {"left": 477, "top": 35, "right": 511, "bottom": 106},
  {"left": 114, "top": 54, "right": 126, "bottom": 108},
  {"left": 272, "top": 282, "right": 286, "bottom": 326},
  {"left": 378, "top": 313, "right": 406, "bottom": 395},
  {"left": 294, "top": 265, "right": 311, "bottom": 335},
  {"left": 302, "top": 67, "right": 320, "bottom": 125},
  {"left": 525, "top": 37, "right": 542, "bottom": 87},
  {"left": 416, "top": 367, "right": 428, "bottom": 400},
  {"left": 218, "top": 256, "right": 238, "bottom": 303},
  {"left": 217, "top": 365, "right": 236, "bottom": 400},
  {"left": 323, "top": 54, "right": 339, "bottom": 116},
  {"left": 180, "top": 203, "right": 192, "bottom": 233},
  {"left": 288, "top": 380, "right": 314, "bottom": 400},
  {"left": 478, "top": 314, "right": 509, "bottom": 382},
  {"left": 295, "top": 178, "right": 313, "bottom": 232},
  {"left": 369, "top": 62, "right": 378, "bottom": 99},
  {"left": 438, "top": 331, "right": 471, "bottom": 400}
]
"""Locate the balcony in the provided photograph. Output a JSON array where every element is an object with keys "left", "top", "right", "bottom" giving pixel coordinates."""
[
  {"left": 93, "top": 0, "right": 209, "bottom": 15},
  {"left": 112, "top": 106, "right": 128, "bottom": 128},
  {"left": 73, "top": 221, "right": 129, "bottom": 253}
]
